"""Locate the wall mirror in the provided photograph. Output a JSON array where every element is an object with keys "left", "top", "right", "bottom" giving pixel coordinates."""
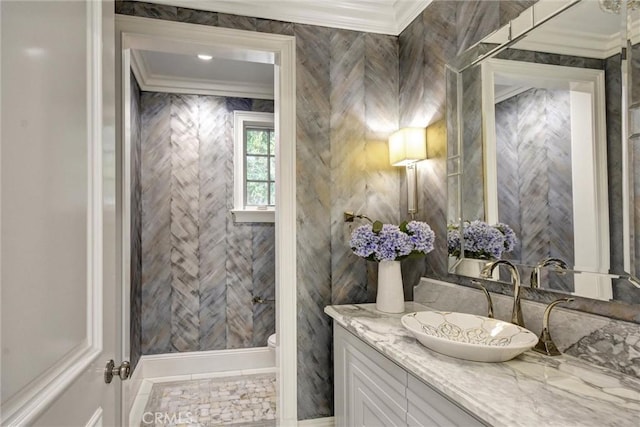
[{"left": 446, "top": 0, "right": 640, "bottom": 304}]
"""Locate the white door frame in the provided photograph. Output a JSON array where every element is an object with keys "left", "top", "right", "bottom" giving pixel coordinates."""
[
  {"left": 115, "top": 15, "right": 297, "bottom": 424},
  {"left": 482, "top": 58, "right": 611, "bottom": 298}
]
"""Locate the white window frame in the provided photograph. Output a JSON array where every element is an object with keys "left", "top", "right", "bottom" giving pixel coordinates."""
[{"left": 232, "top": 110, "right": 276, "bottom": 223}]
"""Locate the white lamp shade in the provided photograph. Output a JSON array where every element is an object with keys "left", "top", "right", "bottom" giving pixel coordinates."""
[{"left": 388, "top": 127, "right": 427, "bottom": 166}]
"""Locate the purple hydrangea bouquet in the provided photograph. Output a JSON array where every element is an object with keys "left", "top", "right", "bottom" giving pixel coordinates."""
[
  {"left": 350, "top": 219, "right": 435, "bottom": 313},
  {"left": 447, "top": 220, "right": 517, "bottom": 260},
  {"left": 350, "top": 220, "right": 435, "bottom": 262}
]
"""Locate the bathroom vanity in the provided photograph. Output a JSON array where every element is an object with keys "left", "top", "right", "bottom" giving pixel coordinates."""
[
  {"left": 332, "top": 314, "right": 483, "bottom": 426},
  {"left": 325, "top": 303, "right": 640, "bottom": 427}
]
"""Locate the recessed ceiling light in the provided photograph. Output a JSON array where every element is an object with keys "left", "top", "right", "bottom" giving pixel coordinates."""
[{"left": 197, "top": 54, "right": 213, "bottom": 61}]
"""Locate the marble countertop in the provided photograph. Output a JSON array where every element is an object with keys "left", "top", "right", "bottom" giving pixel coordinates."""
[{"left": 325, "top": 303, "right": 640, "bottom": 427}]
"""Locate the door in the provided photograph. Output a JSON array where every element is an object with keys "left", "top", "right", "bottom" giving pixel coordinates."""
[{"left": 1, "top": 1, "right": 120, "bottom": 425}]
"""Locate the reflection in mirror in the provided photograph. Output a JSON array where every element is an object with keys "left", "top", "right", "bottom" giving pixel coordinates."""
[
  {"left": 484, "top": 58, "right": 610, "bottom": 299},
  {"left": 447, "top": 0, "right": 640, "bottom": 304}
]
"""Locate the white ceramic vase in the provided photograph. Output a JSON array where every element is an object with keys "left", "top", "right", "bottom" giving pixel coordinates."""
[
  {"left": 455, "top": 258, "right": 496, "bottom": 280},
  {"left": 456, "top": 258, "right": 485, "bottom": 277},
  {"left": 376, "top": 260, "right": 405, "bottom": 313}
]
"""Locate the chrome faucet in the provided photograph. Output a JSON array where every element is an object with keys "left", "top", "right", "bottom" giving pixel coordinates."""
[
  {"left": 471, "top": 280, "right": 494, "bottom": 318},
  {"left": 533, "top": 298, "right": 574, "bottom": 356},
  {"left": 530, "top": 257, "right": 568, "bottom": 289},
  {"left": 481, "top": 260, "right": 525, "bottom": 328}
]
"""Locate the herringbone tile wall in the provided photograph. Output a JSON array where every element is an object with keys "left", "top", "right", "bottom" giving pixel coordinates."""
[
  {"left": 398, "top": 1, "right": 536, "bottom": 285},
  {"left": 137, "top": 92, "right": 276, "bottom": 355},
  {"left": 495, "top": 88, "right": 575, "bottom": 293},
  {"left": 295, "top": 25, "right": 401, "bottom": 418},
  {"left": 633, "top": 44, "right": 640, "bottom": 282},
  {"left": 130, "top": 73, "right": 143, "bottom": 371}
]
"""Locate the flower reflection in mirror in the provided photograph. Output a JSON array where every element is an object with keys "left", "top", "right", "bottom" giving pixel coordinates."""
[{"left": 448, "top": 220, "right": 517, "bottom": 260}]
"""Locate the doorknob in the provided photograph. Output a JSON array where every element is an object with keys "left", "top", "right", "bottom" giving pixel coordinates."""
[{"left": 104, "top": 359, "right": 131, "bottom": 384}]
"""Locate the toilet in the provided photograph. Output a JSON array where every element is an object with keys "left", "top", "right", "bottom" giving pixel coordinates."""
[{"left": 268, "top": 333, "right": 277, "bottom": 349}]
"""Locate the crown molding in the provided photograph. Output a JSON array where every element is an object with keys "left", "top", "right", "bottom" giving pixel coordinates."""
[
  {"left": 145, "top": 0, "right": 431, "bottom": 35},
  {"left": 515, "top": 27, "right": 622, "bottom": 59},
  {"left": 393, "top": 0, "right": 433, "bottom": 34},
  {"left": 494, "top": 85, "right": 529, "bottom": 104},
  {"left": 512, "top": 14, "right": 640, "bottom": 60},
  {"left": 130, "top": 49, "right": 274, "bottom": 99},
  {"left": 129, "top": 48, "right": 147, "bottom": 88}
]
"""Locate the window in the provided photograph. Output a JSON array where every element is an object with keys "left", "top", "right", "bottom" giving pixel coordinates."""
[
  {"left": 233, "top": 111, "right": 275, "bottom": 223},
  {"left": 245, "top": 126, "right": 275, "bottom": 206}
]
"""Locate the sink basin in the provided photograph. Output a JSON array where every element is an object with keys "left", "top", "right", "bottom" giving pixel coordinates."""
[{"left": 401, "top": 311, "right": 538, "bottom": 362}]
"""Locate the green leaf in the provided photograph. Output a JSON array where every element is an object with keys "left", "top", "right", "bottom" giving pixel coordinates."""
[
  {"left": 246, "top": 128, "right": 269, "bottom": 154},
  {"left": 246, "top": 156, "right": 269, "bottom": 180},
  {"left": 269, "top": 130, "right": 276, "bottom": 153},
  {"left": 372, "top": 220, "right": 383, "bottom": 233},
  {"left": 407, "top": 251, "right": 426, "bottom": 260},
  {"left": 246, "top": 182, "right": 268, "bottom": 205},
  {"left": 399, "top": 221, "right": 408, "bottom": 233}
]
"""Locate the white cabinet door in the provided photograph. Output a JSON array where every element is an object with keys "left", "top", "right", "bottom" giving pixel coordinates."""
[
  {"left": 1, "top": 1, "right": 118, "bottom": 425},
  {"left": 351, "top": 365, "right": 406, "bottom": 427},
  {"left": 407, "top": 375, "right": 484, "bottom": 427},
  {"left": 334, "top": 325, "right": 407, "bottom": 427}
]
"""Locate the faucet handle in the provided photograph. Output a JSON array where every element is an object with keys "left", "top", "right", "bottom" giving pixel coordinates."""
[
  {"left": 533, "top": 297, "right": 574, "bottom": 356},
  {"left": 471, "top": 280, "right": 494, "bottom": 318},
  {"left": 530, "top": 268, "right": 541, "bottom": 289},
  {"left": 530, "top": 257, "right": 568, "bottom": 288}
]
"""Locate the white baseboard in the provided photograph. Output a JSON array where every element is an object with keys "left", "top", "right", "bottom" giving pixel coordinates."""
[
  {"left": 298, "top": 417, "right": 335, "bottom": 427},
  {"left": 124, "top": 361, "right": 144, "bottom": 415},
  {"left": 135, "top": 347, "right": 275, "bottom": 379}
]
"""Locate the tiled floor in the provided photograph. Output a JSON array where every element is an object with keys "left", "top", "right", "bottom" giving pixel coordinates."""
[{"left": 140, "top": 373, "right": 276, "bottom": 426}]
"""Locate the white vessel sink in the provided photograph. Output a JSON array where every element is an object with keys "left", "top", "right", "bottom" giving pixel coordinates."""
[{"left": 401, "top": 311, "right": 538, "bottom": 363}]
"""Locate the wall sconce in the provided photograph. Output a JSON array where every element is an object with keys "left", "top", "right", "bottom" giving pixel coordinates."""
[{"left": 389, "top": 127, "right": 427, "bottom": 217}]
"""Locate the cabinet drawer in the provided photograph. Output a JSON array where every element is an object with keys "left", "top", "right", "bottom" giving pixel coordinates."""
[{"left": 407, "top": 374, "right": 485, "bottom": 427}]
